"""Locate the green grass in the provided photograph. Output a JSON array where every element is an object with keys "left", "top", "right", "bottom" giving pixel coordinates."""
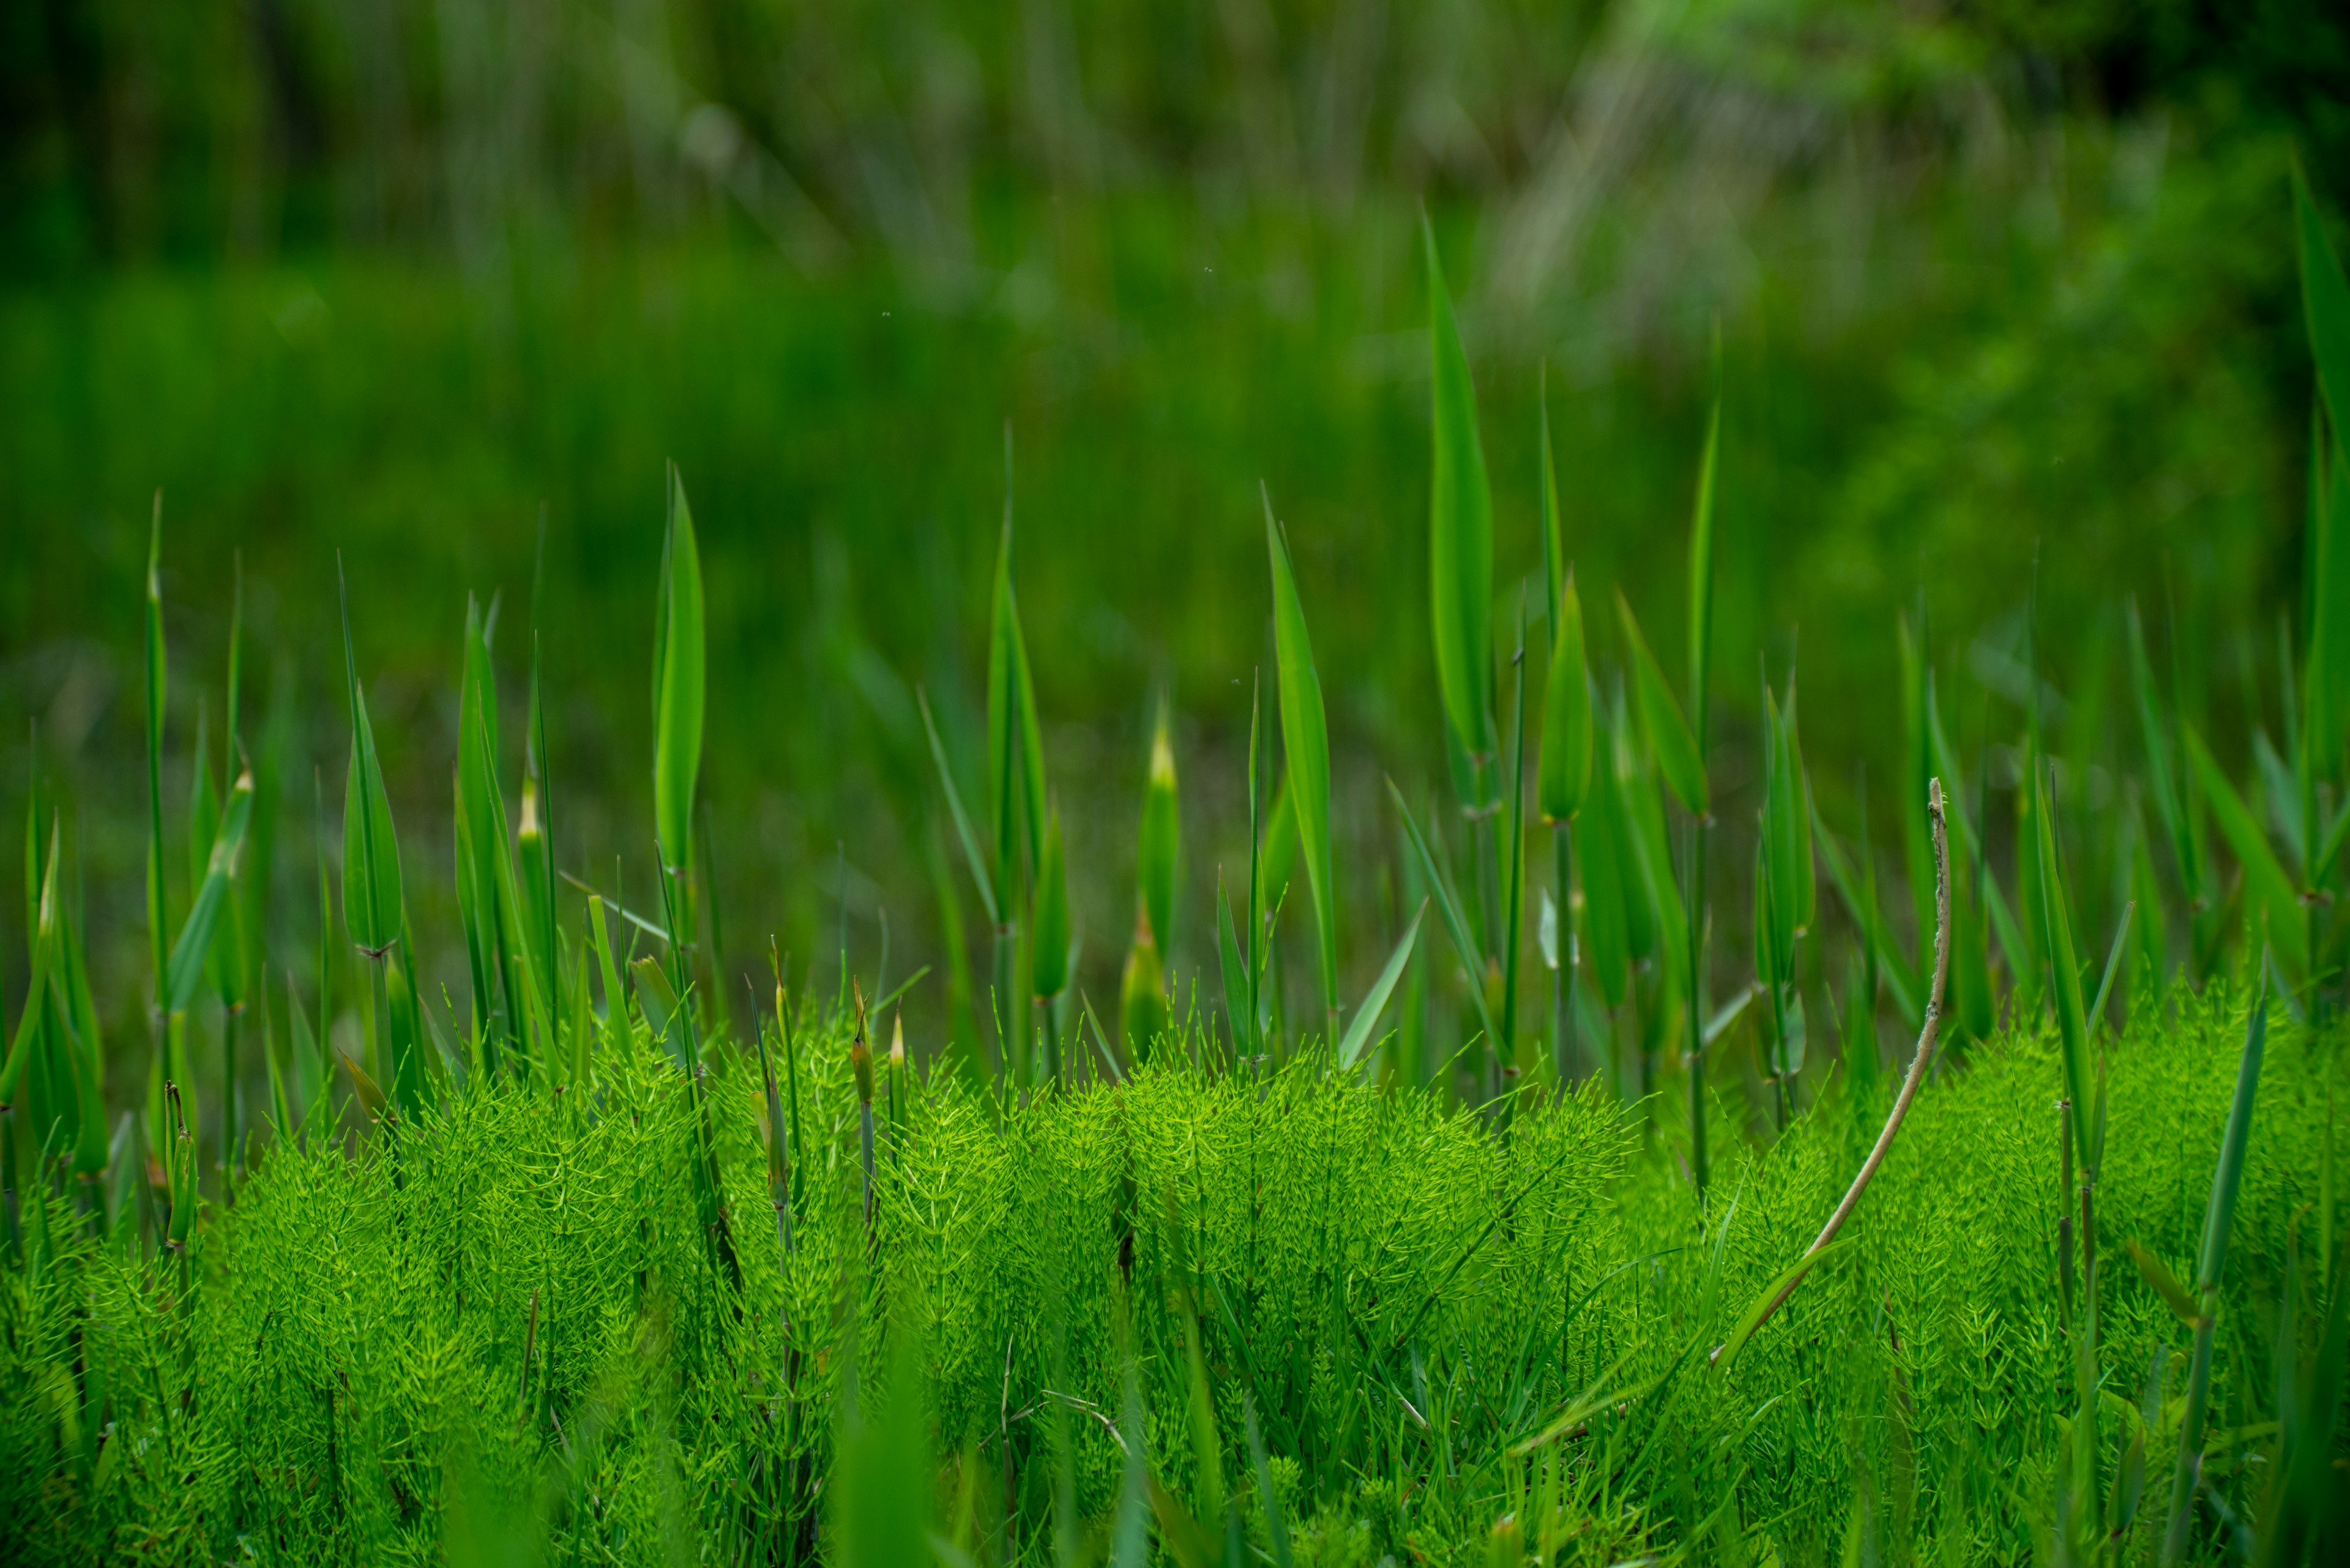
[
  {"left": 6, "top": 88, "right": 2350, "bottom": 1568},
  {"left": 0, "top": 982, "right": 2336, "bottom": 1564}
]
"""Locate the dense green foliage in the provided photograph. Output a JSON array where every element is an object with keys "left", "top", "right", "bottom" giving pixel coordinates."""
[{"left": 1, "top": 984, "right": 2337, "bottom": 1564}]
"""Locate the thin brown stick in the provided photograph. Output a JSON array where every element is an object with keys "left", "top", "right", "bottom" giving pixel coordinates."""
[{"left": 1713, "top": 777, "right": 1950, "bottom": 1364}]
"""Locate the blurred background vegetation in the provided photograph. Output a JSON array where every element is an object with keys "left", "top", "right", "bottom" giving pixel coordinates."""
[{"left": 4, "top": 0, "right": 2348, "bottom": 1058}]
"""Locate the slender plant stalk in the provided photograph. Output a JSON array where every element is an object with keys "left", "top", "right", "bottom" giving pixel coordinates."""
[
  {"left": 1716, "top": 777, "right": 1948, "bottom": 1362},
  {"left": 1554, "top": 829, "right": 1575, "bottom": 1084},
  {"left": 2160, "top": 982, "right": 2269, "bottom": 1564}
]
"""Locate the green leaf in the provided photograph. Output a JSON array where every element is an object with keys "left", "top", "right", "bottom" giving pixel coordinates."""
[
  {"left": 338, "top": 568, "right": 403, "bottom": 957},
  {"left": 1688, "top": 370, "right": 1721, "bottom": 754},
  {"left": 1387, "top": 779, "right": 1499, "bottom": 1052},
  {"left": 1337, "top": 901, "right": 1427, "bottom": 1070},
  {"left": 1267, "top": 496, "right": 1337, "bottom": 1020},
  {"left": 2125, "top": 1239, "right": 2200, "bottom": 1327},
  {"left": 144, "top": 496, "right": 168, "bottom": 998},
  {"left": 917, "top": 688, "right": 998, "bottom": 925},
  {"left": 2182, "top": 723, "right": 2308, "bottom": 978},
  {"left": 1424, "top": 218, "right": 1495, "bottom": 761},
  {"left": 338, "top": 1047, "right": 389, "bottom": 1124},
  {"left": 1031, "top": 801, "right": 1070, "bottom": 999},
  {"left": 1810, "top": 794, "right": 1920, "bottom": 1026},
  {"left": 2032, "top": 763, "right": 2093, "bottom": 1160},
  {"left": 2126, "top": 601, "right": 2196, "bottom": 901},
  {"left": 1120, "top": 922, "right": 1168, "bottom": 1063},
  {"left": 1573, "top": 709, "right": 1633, "bottom": 1011},
  {"left": 1617, "top": 592, "right": 1707, "bottom": 815},
  {"left": 654, "top": 463, "right": 706, "bottom": 873},
  {"left": 1138, "top": 699, "right": 1179, "bottom": 955},
  {"left": 1216, "top": 873, "right": 1255, "bottom": 1059},
  {"left": 2294, "top": 160, "right": 2350, "bottom": 446},
  {"left": 0, "top": 824, "right": 60, "bottom": 1108},
  {"left": 632, "top": 955, "right": 691, "bottom": 1074},
  {"left": 2195, "top": 990, "right": 2266, "bottom": 1292},
  {"left": 986, "top": 507, "right": 1048, "bottom": 889},
  {"left": 166, "top": 764, "right": 254, "bottom": 1016},
  {"left": 1714, "top": 1236, "right": 1856, "bottom": 1377},
  {"left": 1537, "top": 569, "right": 1591, "bottom": 823}
]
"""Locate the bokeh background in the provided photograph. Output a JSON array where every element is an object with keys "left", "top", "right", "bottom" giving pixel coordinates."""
[{"left": 3, "top": 0, "right": 2347, "bottom": 1057}]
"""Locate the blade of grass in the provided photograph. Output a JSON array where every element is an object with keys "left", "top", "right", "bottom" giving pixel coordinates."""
[
  {"left": 2182, "top": 724, "right": 2308, "bottom": 978},
  {"left": 1337, "top": 902, "right": 1427, "bottom": 1071},
  {"left": 1423, "top": 217, "right": 1495, "bottom": 764},
  {"left": 2160, "top": 983, "right": 2268, "bottom": 1565},
  {"left": 1266, "top": 491, "right": 1337, "bottom": 1036},
  {"left": 654, "top": 461, "right": 706, "bottom": 881},
  {"left": 165, "top": 765, "right": 254, "bottom": 1017},
  {"left": 1387, "top": 778, "right": 1499, "bottom": 1053}
]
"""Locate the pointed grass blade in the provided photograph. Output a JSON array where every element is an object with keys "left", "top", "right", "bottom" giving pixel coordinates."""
[
  {"left": 2032, "top": 763, "right": 2093, "bottom": 1157},
  {"left": 1617, "top": 591, "right": 1706, "bottom": 815},
  {"left": 1688, "top": 364, "right": 1721, "bottom": 753},
  {"left": 1713, "top": 1236, "right": 1857, "bottom": 1377},
  {"left": 1424, "top": 217, "right": 1495, "bottom": 761},
  {"left": 165, "top": 765, "right": 254, "bottom": 1016},
  {"left": 917, "top": 688, "right": 999, "bottom": 925},
  {"left": 1031, "top": 801, "right": 1070, "bottom": 999},
  {"left": 1537, "top": 570, "right": 1591, "bottom": 824},
  {"left": 1337, "top": 901, "right": 1427, "bottom": 1070},
  {"left": 144, "top": 495, "right": 168, "bottom": 1001},
  {"left": 1387, "top": 778, "right": 1499, "bottom": 1051},
  {"left": 1139, "top": 698, "right": 1179, "bottom": 956},
  {"left": 2294, "top": 159, "right": 2350, "bottom": 443},
  {"left": 2182, "top": 723, "right": 2308, "bottom": 977},
  {"left": 654, "top": 463, "right": 707, "bottom": 875},
  {"left": 1267, "top": 493, "right": 1337, "bottom": 1021},
  {"left": 1217, "top": 873, "right": 1254, "bottom": 1060},
  {"left": 0, "top": 824, "right": 61, "bottom": 1108},
  {"left": 338, "top": 564, "right": 403, "bottom": 956}
]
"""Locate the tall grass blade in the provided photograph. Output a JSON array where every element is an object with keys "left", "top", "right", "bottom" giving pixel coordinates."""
[
  {"left": 1537, "top": 571, "right": 1591, "bottom": 824},
  {"left": 1387, "top": 779, "right": 1498, "bottom": 1053},
  {"left": 337, "top": 564, "right": 403, "bottom": 957},
  {"left": 2160, "top": 986, "right": 2268, "bottom": 1565},
  {"left": 0, "top": 826, "right": 59, "bottom": 1108},
  {"left": 1616, "top": 593, "right": 1706, "bottom": 815},
  {"left": 918, "top": 689, "right": 999, "bottom": 925},
  {"left": 1423, "top": 218, "right": 1494, "bottom": 762},
  {"left": 165, "top": 766, "right": 253, "bottom": 1016},
  {"left": 1266, "top": 493, "right": 1337, "bottom": 1029},
  {"left": 1032, "top": 801, "right": 1070, "bottom": 1002},
  {"left": 2127, "top": 602, "right": 2199, "bottom": 901},
  {"left": 2183, "top": 724, "right": 2308, "bottom": 977},
  {"left": 144, "top": 496, "right": 168, "bottom": 1017},
  {"left": 654, "top": 463, "right": 706, "bottom": 878},
  {"left": 1336, "top": 902, "right": 1426, "bottom": 1071},
  {"left": 2294, "top": 159, "right": 2350, "bottom": 446},
  {"left": 1140, "top": 698, "right": 1179, "bottom": 957}
]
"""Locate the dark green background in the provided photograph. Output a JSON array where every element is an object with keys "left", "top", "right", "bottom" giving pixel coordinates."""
[{"left": 2, "top": 0, "right": 2343, "bottom": 1053}]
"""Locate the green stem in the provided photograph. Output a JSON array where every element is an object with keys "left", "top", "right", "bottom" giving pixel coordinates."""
[
  {"left": 2160, "top": 1299, "right": 2220, "bottom": 1566},
  {"left": 1689, "top": 816, "right": 1710, "bottom": 1193},
  {"left": 2072, "top": 1169, "right": 2102, "bottom": 1548},
  {"left": 991, "top": 926, "right": 1015, "bottom": 1092},
  {"left": 1553, "top": 827, "right": 1576, "bottom": 1086},
  {"left": 220, "top": 1004, "right": 237, "bottom": 1201}
]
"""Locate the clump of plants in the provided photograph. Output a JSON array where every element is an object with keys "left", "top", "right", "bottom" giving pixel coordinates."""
[{"left": 4, "top": 183, "right": 2350, "bottom": 1567}]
